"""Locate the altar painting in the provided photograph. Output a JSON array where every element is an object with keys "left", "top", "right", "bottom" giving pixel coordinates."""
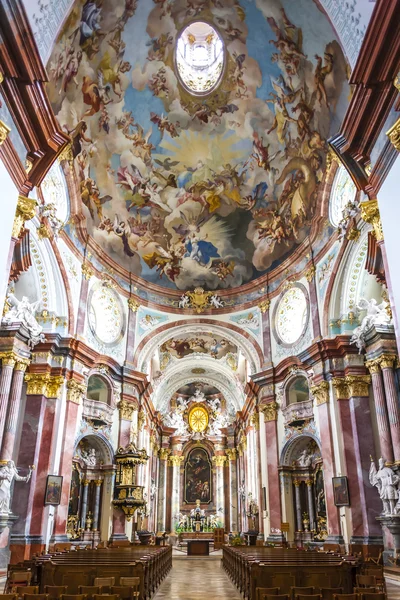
[{"left": 184, "top": 448, "right": 212, "bottom": 504}]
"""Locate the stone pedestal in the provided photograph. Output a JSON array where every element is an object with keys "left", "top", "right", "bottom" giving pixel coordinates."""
[
  {"left": 0, "top": 514, "right": 18, "bottom": 568},
  {"left": 377, "top": 515, "right": 400, "bottom": 563}
]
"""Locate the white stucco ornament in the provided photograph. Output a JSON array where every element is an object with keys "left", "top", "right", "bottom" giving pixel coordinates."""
[
  {"left": 350, "top": 297, "right": 391, "bottom": 352},
  {"left": 0, "top": 460, "right": 33, "bottom": 514},
  {"left": 3, "top": 294, "right": 45, "bottom": 348}
]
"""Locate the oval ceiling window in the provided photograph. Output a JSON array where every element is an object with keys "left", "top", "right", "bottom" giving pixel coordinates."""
[
  {"left": 276, "top": 286, "right": 308, "bottom": 346},
  {"left": 329, "top": 166, "right": 357, "bottom": 228},
  {"left": 88, "top": 284, "right": 124, "bottom": 346},
  {"left": 176, "top": 22, "right": 224, "bottom": 95}
]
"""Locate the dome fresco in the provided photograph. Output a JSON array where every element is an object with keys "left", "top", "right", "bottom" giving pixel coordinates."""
[{"left": 47, "top": 0, "right": 350, "bottom": 292}]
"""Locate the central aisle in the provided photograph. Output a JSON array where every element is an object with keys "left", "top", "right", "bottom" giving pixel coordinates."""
[{"left": 153, "top": 557, "right": 242, "bottom": 600}]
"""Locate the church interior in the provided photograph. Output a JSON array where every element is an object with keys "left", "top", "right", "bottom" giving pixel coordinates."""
[{"left": 0, "top": 0, "right": 399, "bottom": 598}]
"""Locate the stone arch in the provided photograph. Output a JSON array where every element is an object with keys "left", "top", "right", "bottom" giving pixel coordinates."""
[
  {"left": 74, "top": 432, "right": 114, "bottom": 466},
  {"left": 280, "top": 433, "right": 321, "bottom": 468}
]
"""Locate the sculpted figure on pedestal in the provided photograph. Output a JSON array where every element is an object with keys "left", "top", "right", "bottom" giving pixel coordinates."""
[
  {"left": 351, "top": 297, "right": 391, "bottom": 352},
  {"left": 0, "top": 460, "right": 33, "bottom": 514},
  {"left": 3, "top": 294, "right": 45, "bottom": 348},
  {"left": 369, "top": 457, "right": 399, "bottom": 515},
  {"left": 296, "top": 448, "right": 313, "bottom": 468}
]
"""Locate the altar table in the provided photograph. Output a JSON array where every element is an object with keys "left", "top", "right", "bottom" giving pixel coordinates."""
[{"left": 187, "top": 539, "right": 212, "bottom": 555}]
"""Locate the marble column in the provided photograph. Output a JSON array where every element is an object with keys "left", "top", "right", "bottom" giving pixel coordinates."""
[
  {"left": 1, "top": 358, "right": 29, "bottom": 461},
  {"left": 117, "top": 400, "right": 136, "bottom": 447},
  {"left": 80, "top": 480, "right": 89, "bottom": 532},
  {"left": 306, "top": 479, "right": 315, "bottom": 532},
  {"left": 311, "top": 381, "right": 342, "bottom": 542},
  {"left": 170, "top": 455, "right": 184, "bottom": 531},
  {"left": 213, "top": 455, "right": 226, "bottom": 527},
  {"left": 93, "top": 480, "right": 102, "bottom": 531},
  {"left": 379, "top": 354, "right": 400, "bottom": 462},
  {"left": 157, "top": 449, "right": 170, "bottom": 532},
  {"left": 76, "top": 263, "right": 93, "bottom": 335},
  {"left": 111, "top": 507, "right": 128, "bottom": 541},
  {"left": 366, "top": 359, "right": 394, "bottom": 463},
  {"left": 307, "top": 266, "right": 322, "bottom": 339},
  {"left": 51, "top": 379, "right": 85, "bottom": 543},
  {"left": 0, "top": 353, "right": 16, "bottom": 449},
  {"left": 226, "top": 449, "right": 238, "bottom": 533},
  {"left": 259, "top": 301, "right": 272, "bottom": 365},
  {"left": 261, "top": 401, "right": 284, "bottom": 541},
  {"left": 126, "top": 299, "right": 139, "bottom": 360},
  {"left": 293, "top": 480, "right": 303, "bottom": 531}
]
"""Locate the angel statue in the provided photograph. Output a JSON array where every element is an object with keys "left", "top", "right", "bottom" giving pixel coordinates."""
[
  {"left": 0, "top": 460, "right": 34, "bottom": 514},
  {"left": 3, "top": 294, "right": 45, "bottom": 347},
  {"left": 351, "top": 297, "right": 391, "bottom": 352},
  {"left": 369, "top": 457, "right": 399, "bottom": 515}
]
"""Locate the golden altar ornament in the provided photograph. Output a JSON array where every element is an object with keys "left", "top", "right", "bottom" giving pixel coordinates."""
[{"left": 189, "top": 405, "right": 209, "bottom": 433}]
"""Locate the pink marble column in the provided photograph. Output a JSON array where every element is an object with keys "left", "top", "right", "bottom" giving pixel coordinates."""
[
  {"left": 380, "top": 355, "right": 400, "bottom": 461},
  {"left": 315, "top": 388, "right": 341, "bottom": 541},
  {"left": 366, "top": 360, "right": 394, "bottom": 463},
  {"left": 263, "top": 403, "right": 284, "bottom": 541},
  {"left": 1, "top": 359, "right": 29, "bottom": 462},
  {"left": 51, "top": 382, "right": 82, "bottom": 542},
  {"left": 260, "top": 306, "right": 272, "bottom": 366},
  {"left": 76, "top": 270, "right": 91, "bottom": 336},
  {"left": 308, "top": 270, "right": 322, "bottom": 339},
  {"left": 0, "top": 354, "right": 16, "bottom": 449},
  {"left": 255, "top": 419, "right": 264, "bottom": 534},
  {"left": 110, "top": 506, "right": 128, "bottom": 542},
  {"left": 125, "top": 301, "right": 138, "bottom": 363}
]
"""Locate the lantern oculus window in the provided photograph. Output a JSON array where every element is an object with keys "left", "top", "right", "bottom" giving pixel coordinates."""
[{"left": 176, "top": 22, "right": 224, "bottom": 94}]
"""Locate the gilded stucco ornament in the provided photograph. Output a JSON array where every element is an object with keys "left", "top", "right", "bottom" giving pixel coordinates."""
[
  {"left": 360, "top": 199, "right": 384, "bottom": 242},
  {"left": 12, "top": 195, "right": 37, "bottom": 239},
  {"left": 379, "top": 353, "right": 397, "bottom": 369},
  {"left": 0, "top": 352, "right": 17, "bottom": 368},
  {"left": 57, "top": 142, "right": 74, "bottom": 165},
  {"left": 127, "top": 297, "right": 140, "bottom": 312},
  {"left": 332, "top": 377, "right": 349, "bottom": 400},
  {"left": 137, "top": 408, "right": 146, "bottom": 431},
  {"left": 311, "top": 381, "right": 329, "bottom": 406},
  {"left": 225, "top": 448, "right": 237, "bottom": 461},
  {"left": 159, "top": 448, "right": 171, "bottom": 460},
  {"left": 332, "top": 375, "right": 371, "bottom": 399},
  {"left": 67, "top": 379, "right": 86, "bottom": 404},
  {"left": 25, "top": 373, "right": 64, "bottom": 398},
  {"left": 250, "top": 411, "right": 259, "bottom": 430},
  {"left": 386, "top": 118, "right": 400, "bottom": 152},
  {"left": 212, "top": 455, "right": 227, "bottom": 467},
  {"left": 0, "top": 119, "right": 11, "bottom": 145},
  {"left": 81, "top": 261, "right": 94, "bottom": 280},
  {"left": 179, "top": 288, "right": 224, "bottom": 313},
  {"left": 261, "top": 401, "right": 279, "bottom": 422},
  {"left": 305, "top": 265, "right": 316, "bottom": 282},
  {"left": 118, "top": 399, "right": 135, "bottom": 421},
  {"left": 169, "top": 455, "right": 184, "bottom": 467},
  {"left": 258, "top": 299, "right": 270, "bottom": 313},
  {"left": 365, "top": 359, "right": 381, "bottom": 375}
]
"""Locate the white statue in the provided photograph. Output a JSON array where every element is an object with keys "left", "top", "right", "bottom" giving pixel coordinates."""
[
  {"left": 210, "top": 294, "right": 224, "bottom": 309},
  {"left": 208, "top": 411, "right": 230, "bottom": 436},
  {"left": 40, "top": 203, "right": 63, "bottom": 237},
  {"left": 297, "top": 449, "right": 313, "bottom": 468},
  {"left": 351, "top": 298, "right": 392, "bottom": 352},
  {"left": 247, "top": 492, "right": 259, "bottom": 517},
  {"left": 369, "top": 457, "right": 399, "bottom": 515},
  {"left": 0, "top": 460, "right": 33, "bottom": 514},
  {"left": 163, "top": 411, "right": 188, "bottom": 436},
  {"left": 3, "top": 294, "right": 45, "bottom": 347},
  {"left": 190, "top": 388, "right": 206, "bottom": 403},
  {"left": 178, "top": 294, "right": 190, "bottom": 309},
  {"left": 81, "top": 447, "right": 97, "bottom": 467}
]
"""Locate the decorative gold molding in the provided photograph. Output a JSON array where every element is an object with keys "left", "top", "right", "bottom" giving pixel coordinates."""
[
  {"left": 94, "top": 479, "right": 103, "bottom": 486},
  {"left": 37, "top": 222, "right": 51, "bottom": 240},
  {"left": 81, "top": 261, "right": 94, "bottom": 280},
  {"left": 360, "top": 199, "right": 384, "bottom": 242},
  {"left": 347, "top": 227, "right": 360, "bottom": 241},
  {"left": 0, "top": 119, "right": 11, "bottom": 146},
  {"left": 326, "top": 149, "right": 341, "bottom": 171},
  {"left": 118, "top": 399, "right": 135, "bottom": 421},
  {"left": 387, "top": 118, "right": 400, "bottom": 152},
  {"left": 395, "top": 72, "right": 400, "bottom": 93},
  {"left": 212, "top": 455, "right": 227, "bottom": 467},
  {"left": 293, "top": 479, "right": 301, "bottom": 487},
  {"left": 12, "top": 195, "right": 37, "bottom": 239},
  {"left": 305, "top": 478, "right": 313, "bottom": 487},
  {"left": 305, "top": 265, "right": 316, "bottom": 282},
  {"left": 332, "top": 377, "right": 349, "bottom": 400},
  {"left": 225, "top": 448, "right": 237, "bottom": 461},
  {"left": 365, "top": 359, "right": 381, "bottom": 375},
  {"left": 25, "top": 373, "right": 64, "bottom": 398},
  {"left": 159, "top": 448, "right": 171, "bottom": 461},
  {"left": 261, "top": 401, "right": 279, "bottom": 422},
  {"left": 58, "top": 142, "right": 73, "bottom": 165},
  {"left": 128, "top": 297, "right": 140, "bottom": 312},
  {"left": 47, "top": 376, "right": 64, "bottom": 398},
  {"left": 311, "top": 381, "right": 329, "bottom": 406},
  {"left": 169, "top": 455, "right": 184, "bottom": 467},
  {"left": 250, "top": 411, "right": 259, "bottom": 430},
  {"left": 66, "top": 379, "right": 86, "bottom": 404},
  {"left": 0, "top": 351, "right": 17, "bottom": 368},
  {"left": 138, "top": 408, "right": 146, "bottom": 431},
  {"left": 258, "top": 299, "right": 270, "bottom": 313},
  {"left": 379, "top": 353, "right": 397, "bottom": 369},
  {"left": 345, "top": 375, "right": 371, "bottom": 397},
  {"left": 15, "top": 357, "right": 30, "bottom": 372}
]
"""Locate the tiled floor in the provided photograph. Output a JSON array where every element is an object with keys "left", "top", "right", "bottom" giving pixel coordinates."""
[
  {"left": 153, "top": 557, "right": 242, "bottom": 599},
  {"left": 388, "top": 580, "right": 400, "bottom": 599}
]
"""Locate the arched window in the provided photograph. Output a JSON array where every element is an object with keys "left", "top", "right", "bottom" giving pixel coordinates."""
[
  {"left": 329, "top": 166, "right": 356, "bottom": 228},
  {"left": 176, "top": 22, "right": 224, "bottom": 94},
  {"left": 287, "top": 377, "right": 309, "bottom": 405},
  {"left": 88, "top": 284, "right": 124, "bottom": 346},
  {"left": 275, "top": 285, "right": 308, "bottom": 346},
  {"left": 87, "top": 375, "right": 110, "bottom": 404}
]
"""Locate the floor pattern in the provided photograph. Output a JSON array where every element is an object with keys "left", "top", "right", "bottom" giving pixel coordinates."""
[{"left": 154, "top": 557, "right": 242, "bottom": 599}]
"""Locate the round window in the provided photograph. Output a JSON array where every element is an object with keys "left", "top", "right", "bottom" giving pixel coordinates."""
[
  {"left": 88, "top": 284, "right": 124, "bottom": 346},
  {"left": 276, "top": 286, "right": 308, "bottom": 346},
  {"left": 189, "top": 405, "right": 209, "bottom": 433},
  {"left": 176, "top": 22, "right": 224, "bottom": 95},
  {"left": 329, "top": 166, "right": 357, "bottom": 228}
]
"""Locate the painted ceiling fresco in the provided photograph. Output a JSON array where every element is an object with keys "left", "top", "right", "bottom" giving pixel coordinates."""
[
  {"left": 160, "top": 333, "right": 237, "bottom": 359},
  {"left": 48, "top": 0, "right": 349, "bottom": 291}
]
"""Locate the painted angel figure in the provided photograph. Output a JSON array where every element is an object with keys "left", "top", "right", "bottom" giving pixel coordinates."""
[
  {"left": 0, "top": 460, "right": 33, "bottom": 514},
  {"left": 210, "top": 294, "right": 224, "bottom": 309},
  {"left": 179, "top": 294, "right": 190, "bottom": 309},
  {"left": 369, "top": 457, "right": 399, "bottom": 515},
  {"left": 3, "top": 294, "right": 44, "bottom": 339}
]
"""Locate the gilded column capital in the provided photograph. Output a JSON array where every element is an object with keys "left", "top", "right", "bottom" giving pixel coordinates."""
[
  {"left": 46, "top": 376, "right": 64, "bottom": 398},
  {"left": 366, "top": 359, "right": 381, "bottom": 374},
  {"left": 0, "top": 119, "right": 11, "bottom": 145},
  {"left": 378, "top": 353, "right": 397, "bottom": 369},
  {"left": 81, "top": 261, "right": 94, "bottom": 280},
  {"left": 25, "top": 373, "right": 49, "bottom": 396},
  {"left": 258, "top": 299, "right": 270, "bottom": 313},
  {"left": 305, "top": 478, "right": 313, "bottom": 487},
  {"left": 94, "top": 479, "right": 103, "bottom": 486},
  {"left": 15, "top": 357, "right": 30, "bottom": 372},
  {"left": 83, "top": 479, "right": 90, "bottom": 486},
  {"left": 57, "top": 142, "right": 73, "bottom": 165},
  {"left": 293, "top": 479, "right": 301, "bottom": 487},
  {"left": 0, "top": 351, "right": 17, "bottom": 368},
  {"left": 169, "top": 455, "right": 184, "bottom": 467},
  {"left": 261, "top": 401, "right": 279, "bottom": 421},
  {"left": 212, "top": 455, "right": 227, "bottom": 467},
  {"left": 345, "top": 375, "right": 371, "bottom": 397},
  {"left": 332, "top": 377, "right": 349, "bottom": 400},
  {"left": 387, "top": 118, "right": 400, "bottom": 152},
  {"left": 118, "top": 399, "right": 135, "bottom": 421},
  {"left": 225, "top": 448, "right": 237, "bottom": 461},
  {"left": 236, "top": 444, "right": 243, "bottom": 457},
  {"left": 250, "top": 411, "right": 259, "bottom": 430},
  {"left": 360, "top": 199, "right": 384, "bottom": 242},
  {"left": 159, "top": 448, "right": 171, "bottom": 461},
  {"left": 138, "top": 408, "right": 146, "bottom": 431},
  {"left": 127, "top": 297, "right": 140, "bottom": 312},
  {"left": 66, "top": 379, "right": 86, "bottom": 404},
  {"left": 311, "top": 381, "right": 329, "bottom": 406},
  {"left": 12, "top": 195, "right": 37, "bottom": 239}
]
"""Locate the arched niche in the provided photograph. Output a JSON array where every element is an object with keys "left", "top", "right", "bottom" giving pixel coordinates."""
[
  {"left": 287, "top": 376, "right": 309, "bottom": 406},
  {"left": 277, "top": 371, "right": 313, "bottom": 427},
  {"left": 87, "top": 374, "right": 111, "bottom": 405},
  {"left": 183, "top": 446, "right": 212, "bottom": 505}
]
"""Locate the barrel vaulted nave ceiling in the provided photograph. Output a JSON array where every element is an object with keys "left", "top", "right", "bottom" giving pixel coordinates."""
[{"left": 45, "top": 0, "right": 353, "bottom": 295}]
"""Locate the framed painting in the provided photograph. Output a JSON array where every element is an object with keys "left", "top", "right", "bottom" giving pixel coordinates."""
[
  {"left": 184, "top": 447, "right": 212, "bottom": 504},
  {"left": 45, "top": 475, "right": 63, "bottom": 505},
  {"left": 332, "top": 476, "right": 350, "bottom": 506}
]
